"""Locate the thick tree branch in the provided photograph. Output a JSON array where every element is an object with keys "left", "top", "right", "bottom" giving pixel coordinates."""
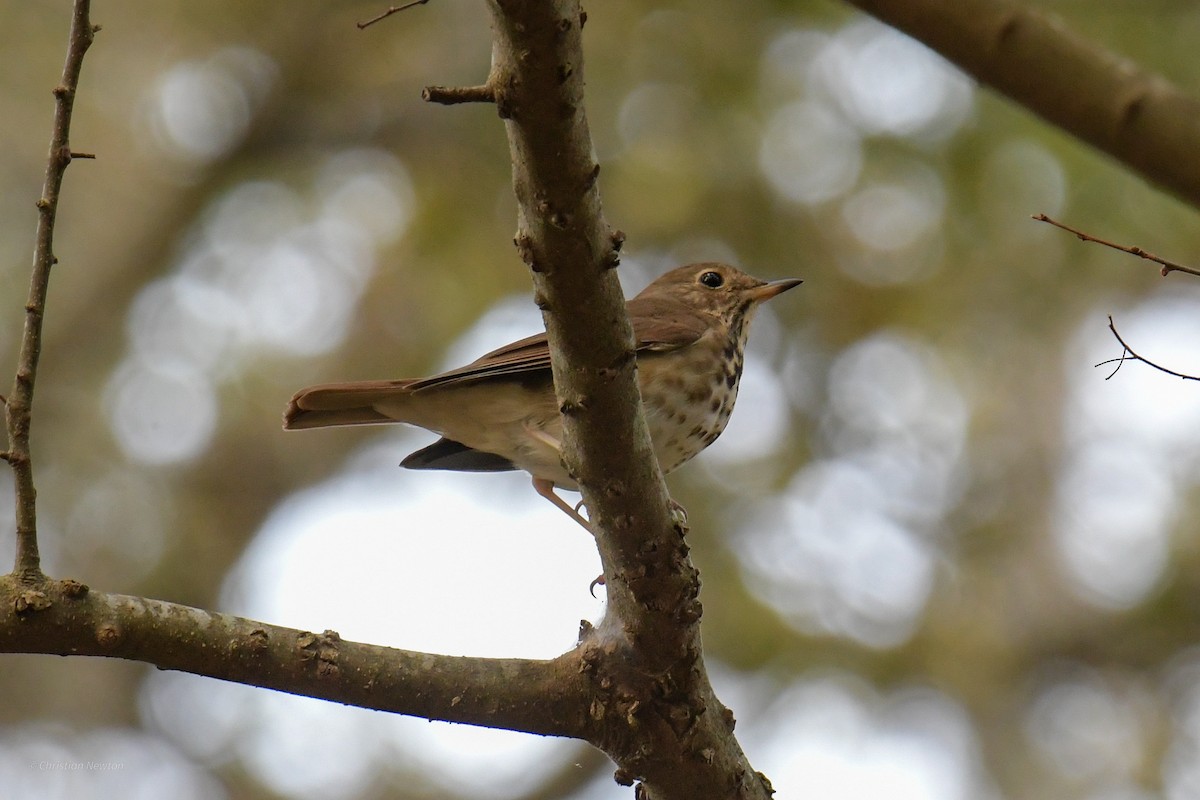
[
  {"left": 845, "top": 0, "right": 1200, "bottom": 208},
  {"left": 485, "top": 0, "right": 690, "bottom": 678},
  {"left": 0, "top": 576, "right": 590, "bottom": 735},
  {"left": 5, "top": 0, "right": 97, "bottom": 582},
  {"left": 479, "top": 2, "right": 769, "bottom": 797}
]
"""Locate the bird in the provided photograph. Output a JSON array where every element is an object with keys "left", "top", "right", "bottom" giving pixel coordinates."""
[{"left": 284, "top": 262, "right": 801, "bottom": 529}]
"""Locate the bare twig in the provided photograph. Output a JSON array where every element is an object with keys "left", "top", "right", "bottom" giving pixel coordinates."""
[
  {"left": 357, "top": 0, "right": 430, "bottom": 30},
  {"left": 1034, "top": 213, "right": 1200, "bottom": 278},
  {"left": 1035, "top": 216, "right": 1200, "bottom": 380},
  {"left": 421, "top": 84, "right": 496, "bottom": 105},
  {"left": 1097, "top": 315, "right": 1200, "bottom": 381},
  {"left": 5, "top": 0, "right": 97, "bottom": 582}
]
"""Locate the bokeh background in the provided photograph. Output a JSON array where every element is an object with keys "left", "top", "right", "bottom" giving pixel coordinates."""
[{"left": 4, "top": 1, "right": 1200, "bottom": 798}]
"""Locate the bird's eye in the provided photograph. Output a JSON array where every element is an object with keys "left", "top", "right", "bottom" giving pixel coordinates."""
[{"left": 699, "top": 270, "right": 724, "bottom": 288}]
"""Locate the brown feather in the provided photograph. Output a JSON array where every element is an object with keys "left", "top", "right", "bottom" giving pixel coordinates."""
[
  {"left": 285, "top": 380, "right": 416, "bottom": 429},
  {"left": 404, "top": 277, "right": 712, "bottom": 391}
]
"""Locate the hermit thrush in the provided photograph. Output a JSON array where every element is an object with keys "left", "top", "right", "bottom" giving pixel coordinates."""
[{"left": 284, "top": 262, "right": 801, "bottom": 527}]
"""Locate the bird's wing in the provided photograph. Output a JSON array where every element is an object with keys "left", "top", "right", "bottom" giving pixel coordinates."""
[
  {"left": 408, "top": 331, "right": 553, "bottom": 390},
  {"left": 401, "top": 437, "right": 518, "bottom": 472},
  {"left": 626, "top": 295, "right": 711, "bottom": 353},
  {"left": 408, "top": 298, "right": 711, "bottom": 390}
]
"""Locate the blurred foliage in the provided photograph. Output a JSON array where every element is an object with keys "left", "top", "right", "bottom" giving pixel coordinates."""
[{"left": 4, "top": 0, "right": 1200, "bottom": 798}]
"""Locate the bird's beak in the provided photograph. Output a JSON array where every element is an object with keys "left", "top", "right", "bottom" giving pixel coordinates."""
[{"left": 748, "top": 277, "right": 803, "bottom": 302}]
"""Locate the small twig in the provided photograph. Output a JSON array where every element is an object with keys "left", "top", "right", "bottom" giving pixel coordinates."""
[
  {"left": 5, "top": 0, "right": 97, "bottom": 581},
  {"left": 1037, "top": 215, "right": 1200, "bottom": 380},
  {"left": 1097, "top": 315, "right": 1200, "bottom": 381},
  {"left": 1033, "top": 213, "right": 1200, "bottom": 278},
  {"left": 421, "top": 84, "right": 495, "bottom": 105},
  {"left": 357, "top": 0, "right": 429, "bottom": 29}
]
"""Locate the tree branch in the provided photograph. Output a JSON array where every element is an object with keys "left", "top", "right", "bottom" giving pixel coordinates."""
[
  {"left": 421, "top": 84, "right": 496, "bottom": 106},
  {"left": 1032, "top": 216, "right": 1200, "bottom": 380},
  {"left": 357, "top": 0, "right": 430, "bottom": 30},
  {"left": 845, "top": 0, "right": 1200, "bottom": 208},
  {"left": 5, "top": 0, "right": 97, "bottom": 582},
  {"left": 483, "top": 0, "right": 680, "bottom": 646},
  {"left": 1034, "top": 213, "right": 1200, "bottom": 278},
  {"left": 0, "top": 575, "right": 591, "bottom": 735},
  {"left": 1098, "top": 315, "right": 1200, "bottom": 382},
  {"left": 481, "top": 2, "right": 768, "bottom": 797}
]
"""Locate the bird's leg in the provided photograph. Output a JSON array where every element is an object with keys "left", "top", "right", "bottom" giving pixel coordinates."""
[
  {"left": 531, "top": 476, "right": 605, "bottom": 593},
  {"left": 532, "top": 477, "right": 593, "bottom": 532},
  {"left": 523, "top": 424, "right": 594, "bottom": 531},
  {"left": 525, "top": 424, "right": 604, "bottom": 590}
]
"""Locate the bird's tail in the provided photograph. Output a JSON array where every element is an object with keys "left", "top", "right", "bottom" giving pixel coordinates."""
[{"left": 283, "top": 380, "right": 416, "bottom": 430}]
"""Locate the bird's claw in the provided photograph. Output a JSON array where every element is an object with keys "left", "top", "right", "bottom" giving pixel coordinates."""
[{"left": 668, "top": 497, "right": 689, "bottom": 528}]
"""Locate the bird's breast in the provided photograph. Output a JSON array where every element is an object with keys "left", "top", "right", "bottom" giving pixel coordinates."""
[{"left": 637, "top": 326, "right": 747, "bottom": 474}]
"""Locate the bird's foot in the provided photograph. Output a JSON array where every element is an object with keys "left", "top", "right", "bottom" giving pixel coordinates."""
[
  {"left": 532, "top": 477, "right": 592, "bottom": 533},
  {"left": 668, "top": 497, "right": 689, "bottom": 528}
]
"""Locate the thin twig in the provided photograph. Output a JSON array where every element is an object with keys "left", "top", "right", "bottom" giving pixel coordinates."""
[
  {"left": 1096, "top": 315, "right": 1200, "bottom": 381},
  {"left": 357, "top": 0, "right": 429, "bottom": 29},
  {"left": 1033, "top": 213, "right": 1200, "bottom": 278},
  {"left": 5, "top": 0, "right": 97, "bottom": 581}
]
